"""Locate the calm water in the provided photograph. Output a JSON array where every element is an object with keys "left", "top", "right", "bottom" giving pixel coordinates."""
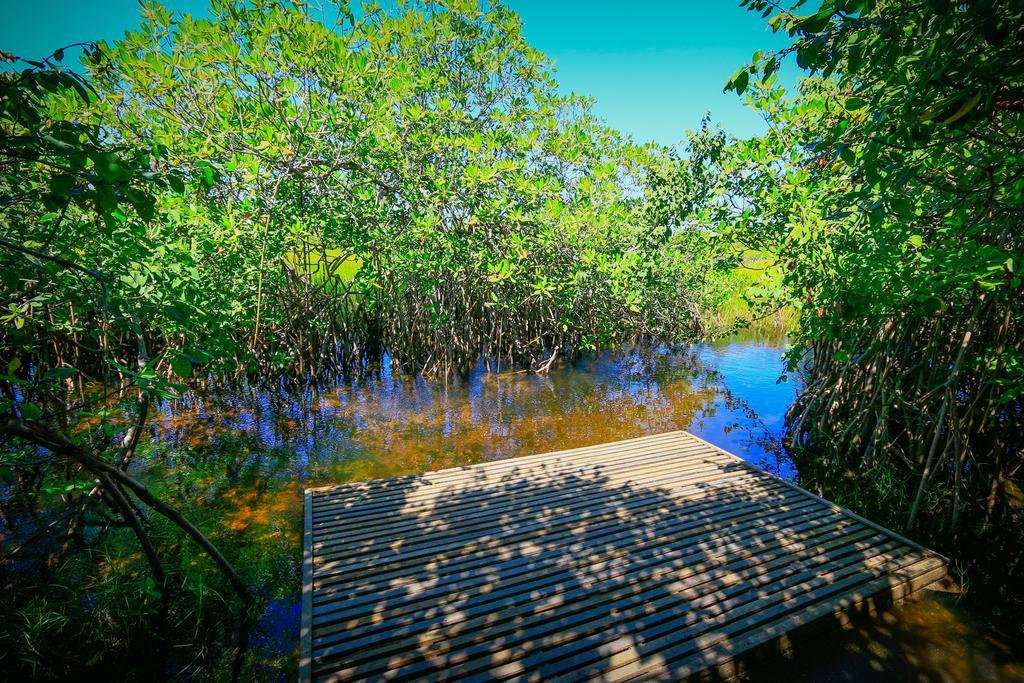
[
  {"left": 153, "top": 339, "right": 795, "bottom": 483},
  {"left": 140, "top": 336, "right": 1021, "bottom": 681}
]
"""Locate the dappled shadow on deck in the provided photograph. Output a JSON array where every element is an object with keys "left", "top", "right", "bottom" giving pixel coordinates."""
[{"left": 305, "top": 438, "right": 942, "bottom": 682}]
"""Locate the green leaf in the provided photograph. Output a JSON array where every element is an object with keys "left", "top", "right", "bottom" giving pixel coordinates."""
[
  {"left": 736, "top": 70, "right": 750, "bottom": 95},
  {"left": 170, "top": 356, "right": 193, "bottom": 379},
  {"left": 163, "top": 304, "right": 189, "bottom": 324},
  {"left": 20, "top": 402, "right": 41, "bottom": 420},
  {"left": 941, "top": 92, "right": 982, "bottom": 125},
  {"left": 199, "top": 166, "right": 215, "bottom": 188},
  {"left": 48, "top": 174, "right": 76, "bottom": 196},
  {"left": 725, "top": 67, "right": 748, "bottom": 93}
]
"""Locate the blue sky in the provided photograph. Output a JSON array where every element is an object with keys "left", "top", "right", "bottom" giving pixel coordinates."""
[{"left": 0, "top": 1, "right": 799, "bottom": 146}]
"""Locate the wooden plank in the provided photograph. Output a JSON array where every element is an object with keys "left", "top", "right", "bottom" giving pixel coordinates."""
[
  {"left": 312, "top": 465, "right": 775, "bottom": 565},
  {"left": 301, "top": 430, "right": 949, "bottom": 683},
  {"left": 333, "top": 535, "right": 903, "bottom": 682},
  {"left": 310, "top": 495, "right": 829, "bottom": 632},
  {"left": 310, "top": 477, "right": 798, "bottom": 598},
  {"left": 311, "top": 478, "right": 801, "bottom": 588},
  {"left": 310, "top": 502, "right": 854, "bottom": 633},
  {"left": 310, "top": 450, "right": 736, "bottom": 537},
  {"left": 310, "top": 519, "right": 874, "bottom": 662},
  {"left": 310, "top": 485, "right": 808, "bottom": 624},
  {"left": 312, "top": 462, "right": 762, "bottom": 546},
  {"left": 310, "top": 438, "right": 720, "bottom": 520},
  {"left": 312, "top": 461, "right": 768, "bottom": 552},
  {"left": 320, "top": 543, "right": 898, "bottom": 681}
]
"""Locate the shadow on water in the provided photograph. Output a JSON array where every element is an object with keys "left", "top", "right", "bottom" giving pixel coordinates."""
[
  {"left": 135, "top": 339, "right": 1021, "bottom": 681},
  {"left": 747, "top": 590, "right": 1024, "bottom": 682}
]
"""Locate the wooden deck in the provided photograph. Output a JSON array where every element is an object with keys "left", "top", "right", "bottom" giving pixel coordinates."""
[{"left": 300, "top": 431, "right": 947, "bottom": 682}]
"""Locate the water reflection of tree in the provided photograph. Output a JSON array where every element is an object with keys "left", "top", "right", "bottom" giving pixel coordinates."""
[{"left": 147, "top": 348, "right": 777, "bottom": 488}]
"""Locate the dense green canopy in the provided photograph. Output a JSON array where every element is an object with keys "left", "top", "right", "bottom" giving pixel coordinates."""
[
  {"left": 1, "top": 0, "right": 1021, "bottom": 676},
  {"left": 82, "top": 0, "right": 719, "bottom": 380}
]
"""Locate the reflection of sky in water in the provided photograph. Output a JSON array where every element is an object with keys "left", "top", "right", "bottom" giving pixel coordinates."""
[
  {"left": 151, "top": 337, "right": 796, "bottom": 484},
  {"left": 247, "top": 596, "right": 301, "bottom": 680},
  {"left": 692, "top": 338, "right": 797, "bottom": 478}
]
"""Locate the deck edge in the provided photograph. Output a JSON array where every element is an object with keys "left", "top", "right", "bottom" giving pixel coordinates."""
[
  {"left": 299, "top": 488, "right": 313, "bottom": 683},
  {"left": 681, "top": 431, "right": 952, "bottom": 569},
  {"left": 304, "top": 431, "right": 693, "bottom": 494}
]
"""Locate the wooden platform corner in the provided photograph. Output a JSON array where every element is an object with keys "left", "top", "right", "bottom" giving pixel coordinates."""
[{"left": 300, "top": 431, "right": 947, "bottom": 682}]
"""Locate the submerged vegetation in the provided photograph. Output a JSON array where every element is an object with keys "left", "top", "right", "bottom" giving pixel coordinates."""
[{"left": 0, "top": 0, "right": 1021, "bottom": 678}]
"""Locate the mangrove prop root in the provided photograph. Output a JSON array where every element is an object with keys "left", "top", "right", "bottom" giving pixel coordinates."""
[
  {"left": 786, "top": 296, "right": 1022, "bottom": 590},
  {"left": 0, "top": 417, "right": 252, "bottom": 603}
]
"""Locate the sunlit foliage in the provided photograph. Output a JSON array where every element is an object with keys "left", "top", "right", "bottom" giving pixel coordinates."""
[{"left": 87, "top": 0, "right": 719, "bottom": 379}]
